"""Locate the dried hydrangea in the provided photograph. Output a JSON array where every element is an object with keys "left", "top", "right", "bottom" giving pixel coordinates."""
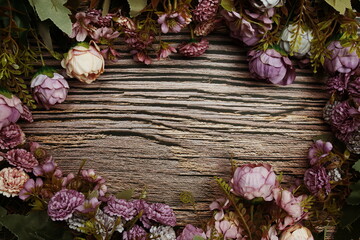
[
  {"left": 104, "top": 197, "right": 137, "bottom": 221},
  {"left": 123, "top": 225, "right": 147, "bottom": 240},
  {"left": 149, "top": 225, "right": 176, "bottom": 240},
  {"left": 330, "top": 101, "right": 360, "bottom": 138},
  {"left": 146, "top": 203, "right": 177, "bottom": 226},
  {"left": 0, "top": 123, "right": 25, "bottom": 149},
  {"left": 326, "top": 73, "right": 350, "bottom": 95},
  {"left": 5, "top": 149, "right": 38, "bottom": 172},
  {"left": 178, "top": 38, "right": 209, "bottom": 57},
  {"left": 304, "top": 166, "right": 331, "bottom": 196},
  {"left": 192, "top": 0, "right": 219, "bottom": 22},
  {"left": 0, "top": 167, "right": 29, "bottom": 197}
]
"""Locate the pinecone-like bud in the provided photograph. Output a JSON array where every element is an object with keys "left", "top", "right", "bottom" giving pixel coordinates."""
[
  {"left": 346, "top": 131, "right": 360, "bottom": 154},
  {"left": 193, "top": 0, "right": 220, "bottom": 22},
  {"left": 323, "top": 101, "right": 337, "bottom": 123},
  {"left": 178, "top": 38, "right": 209, "bottom": 57},
  {"left": 194, "top": 19, "right": 219, "bottom": 36}
]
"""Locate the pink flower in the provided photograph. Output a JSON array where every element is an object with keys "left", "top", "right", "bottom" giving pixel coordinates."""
[
  {"left": 0, "top": 92, "right": 23, "bottom": 130},
  {"left": 77, "top": 197, "right": 101, "bottom": 213},
  {"left": 104, "top": 197, "right": 137, "bottom": 221},
  {"left": 0, "top": 167, "right": 29, "bottom": 197},
  {"left": 69, "top": 12, "right": 92, "bottom": 41},
  {"left": 123, "top": 225, "right": 147, "bottom": 240},
  {"left": 157, "top": 12, "right": 186, "bottom": 34},
  {"left": 90, "top": 27, "right": 120, "bottom": 42},
  {"left": 323, "top": 41, "right": 360, "bottom": 75},
  {"left": 231, "top": 163, "right": 277, "bottom": 201},
  {"left": 209, "top": 197, "right": 231, "bottom": 220},
  {"left": 248, "top": 48, "right": 296, "bottom": 85},
  {"left": 213, "top": 218, "right": 245, "bottom": 239},
  {"left": 193, "top": 0, "right": 219, "bottom": 22},
  {"left": 19, "top": 178, "right": 43, "bottom": 200},
  {"left": 31, "top": 72, "right": 69, "bottom": 110},
  {"left": 177, "top": 224, "right": 207, "bottom": 240},
  {"left": 0, "top": 123, "right": 25, "bottom": 149},
  {"left": 178, "top": 38, "right": 209, "bottom": 57},
  {"left": 131, "top": 50, "right": 152, "bottom": 65},
  {"left": 261, "top": 225, "right": 279, "bottom": 240},
  {"left": 33, "top": 158, "right": 58, "bottom": 176},
  {"left": 308, "top": 140, "right": 333, "bottom": 165},
  {"left": 279, "top": 224, "right": 314, "bottom": 240},
  {"left": 158, "top": 43, "right": 177, "bottom": 59},
  {"left": 146, "top": 203, "right": 177, "bottom": 226},
  {"left": 5, "top": 149, "right": 39, "bottom": 172}
]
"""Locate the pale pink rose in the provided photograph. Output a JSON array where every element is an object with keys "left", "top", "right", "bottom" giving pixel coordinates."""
[
  {"left": 231, "top": 163, "right": 277, "bottom": 201},
  {"left": 214, "top": 219, "right": 245, "bottom": 239},
  {"left": 0, "top": 92, "right": 23, "bottom": 130},
  {"left": 0, "top": 167, "right": 29, "bottom": 197},
  {"left": 279, "top": 224, "right": 314, "bottom": 240}
]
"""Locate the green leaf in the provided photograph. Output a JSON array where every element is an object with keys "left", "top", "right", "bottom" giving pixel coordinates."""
[
  {"left": 340, "top": 203, "right": 360, "bottom": 227},
  {"left": 27, "top": 0, "right": 72, "bottom": 35},
  {"left": 38, "top": 21, "right": 53, "bottom": 51},
  {"left": 353, "top": 159, "right": 360, "bottom": 172},
  {"left": 221, "top": 0, "right": 235, "bottom": 11},
  {"left": 324, "top": 0, "right": 352, "bottom": 14},
  {"left": 127, "top": 0, "right": 147, "bottom": 17},
  {"left": 0, "top": 210, "right": 73, "bottom": 240},
  {"left": 347, "top": 180, "right": 360, "bottom": 205},
  {"left": 115, "top": 189, "right": 134, "bottom": 200},
  {"left": 193, "top": 236, "right": 206, "bottom": 240}
]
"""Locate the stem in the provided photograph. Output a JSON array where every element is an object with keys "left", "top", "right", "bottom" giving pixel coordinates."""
[
  {"left": 250, "top": 205, "right": 254, "bottom": 222},
  {"left": 35, "top": 35, "right": 45, "bottom": 66},
  {"left": 6, "top": 0, "right": 12, "bottom": 38}
]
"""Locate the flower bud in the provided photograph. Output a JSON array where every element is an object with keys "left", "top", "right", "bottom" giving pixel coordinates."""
[
  {"left": 61, "top": 42, "right": 105, "bottom": 84},
  {"left": 0, "top": 90, "right": 23, "bottom": 130},
  {"left": 279, "top": 224, "right": 314, "bottom": 240},
  {"left": 280, "top": 23, "right": 313, "bottom": 58}
]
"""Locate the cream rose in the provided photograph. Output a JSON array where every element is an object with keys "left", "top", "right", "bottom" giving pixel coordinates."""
[
  {"left": 61, "top": 42, "right": 105, "bottom": 84},
  {"left": 280, "top": 224, "right": 314, "bottom": 240}
]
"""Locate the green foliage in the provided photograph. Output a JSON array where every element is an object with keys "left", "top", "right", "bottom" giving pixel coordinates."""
[
  {"left": 324, "top": 0, "right": 352, "bottom": 14},
  {"left": 0, "top": 207, "right": 73, "bottom": 240},
  {"left": 193, "top": 236, "right": 206, "bottom": 240},
  {"left": 220, "top": 0, "right": 235, "bottom": 11},
  {"left": 353, "top": 159, "right": 360, "bottom": 172},
  {"left": 347, "top": 180, "right": 360, "bottom": 205},
  {"left": 127, "top": 0, "right": 147, "bottom": 17},
  {"left": 27, "top": 0, "right": 72, "bottom": 35},
  {"left": 115, "top": 189, "right": 134, "bottom": 200}
]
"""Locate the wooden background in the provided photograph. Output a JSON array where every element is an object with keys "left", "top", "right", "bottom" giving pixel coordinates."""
[{"left": 21, "top": 32, "right": 330, "bottom": 226}]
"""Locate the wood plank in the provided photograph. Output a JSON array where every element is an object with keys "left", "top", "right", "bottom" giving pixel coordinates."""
[{"left": 21, "top": 32, "right": 330, "bottom": 225}]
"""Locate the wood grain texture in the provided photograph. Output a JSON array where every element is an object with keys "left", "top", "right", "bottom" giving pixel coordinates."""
[{"left": 21, "top": 32, "right": 331, "bottom": 226}]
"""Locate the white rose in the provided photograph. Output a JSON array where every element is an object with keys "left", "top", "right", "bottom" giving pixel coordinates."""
[
  {"left": 279, "top": 224, "right": 314, "bottom": 240},
  {"left": 61, "top": 42, "right": 105, "bottom": 84},
  {"left": 280, "top": 23, "right": 313, "bottom": 58},
  {"left": 251, "top": 0, "right": 283, "bottom": 9}
]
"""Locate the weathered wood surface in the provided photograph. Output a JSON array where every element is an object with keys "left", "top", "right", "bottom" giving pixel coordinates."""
[{"left": 21, "top": 32, "right": 330, "bottom": 226}]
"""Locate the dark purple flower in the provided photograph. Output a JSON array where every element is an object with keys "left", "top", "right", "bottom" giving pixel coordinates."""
[
  {"left": 323, "top": 41, "right": 360, "bottom": 75},
  {"left": 193, "top": 0, "right": 219, "bottom": 22},
  {"left": 308, "top": 140, "right": 333, "bottom": 165},
  {"left": 177, "top": 224, "right": 206, "bottom": 240},
  {"left": 330, "top": 101, "right": 360, "bottom": 135},
  {"left": 19, "top": 178, "right": 43, "bottom": 200},
  {"left": 123, "top": 225, "right": 146, "bottom": 240},
  {"left": 304, "top": 166, "right": 331, "bottom": 196},
  {"left": 248, "top": 48, "right": 296, "bottom": 85},
  {"left": 104, "top": 197, "right": 137, "bottom": 221},
  {"left": 178, "top": 38, "right": 209, "bottom": 57},
  {"left": 48, "top": 189, "right": 85, "bottom": 221},
  {"left": 326, "top": 73, "right": 350, "bottom": 95},
  {"left": 5, "top": 149, "right": 38, "bottom": 172},
  {"left": 157, "top": 12, "right": 186, "bottom": 34},
  {"left": 348, "top": 76, "right": 360, "bottom": 98},
  {"left": 0, "top": 124, "right": 25, "bottom": 149},
  {"left": 146, "top": 203, "right": 176, "bottom": 226}
]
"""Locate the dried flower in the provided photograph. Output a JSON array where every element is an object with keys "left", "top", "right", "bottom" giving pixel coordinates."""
[
  {"left": 90, "top": 27, "right": 120, "bottom": 43},
  {"left": 0, "top": 167, "right": 29, "bottom": 197},
  {"left": 209, "top": 197, "right": 231, "bottom": 221},
  {"left": 5, "top": 149, "right": 38, "bottom": 172},
  {"left": 131, "top": 50, "right": 152, "bottom": 65},
  {"left": 307, "top": 140, "right": 333, "bottom": 165},
  {"left": 323, "top": 41, "right": 360, "bottom": 75},
  {"left": 248, "top": 48, "right": 296, "bottom": 85},
  {"left": 61, "top": 42, "right": 105, "bottom": 84},
  {"left": 0, "top": 92, "right": 23, "bottom": 130},
  {"left": 330, "top": 101, "right": 360, "bottom": 136},
  {"left": 69, "top": 12, "right": 92, "bottom": 41},
  {"left": 33, "top": 159, "right": 58, "bottom": 176},
  {"left": 158, "top": 43, "right": 177, "bottom": 59},
  {"left": 158, "top": 12, "right": 186, "bottom": 34},
  {"left": 348, "top": 76, "right": 360, "bottom": 97},
  {"left": 18, "top": 178, "right": 43, "bottom": 200},
  {"left": 146, "top": 203, "right": 177, "bottom": 226},
  {"left": 261, "top": 225, "right": 279, "bottom": 240},
  {"left": 104, "top": 197, "right": 137, "bottom": 221},
  {"left": 131, "top": 199, "right": 152, "bottom": 228},
  {"left": 123, "top": 225, "right": 147, "bottom": 240},
  {"left": 193, "top": 0, "right": 219, "bottom": 22},
  {"left": 279, "top": 224, "right": 314, "bottom": 240},
  {"left": 149, "top": 225, "right": 176, "bottom": 240},
  {"left": 177, "top": 224, "right": 206, "bottom": 240},
  {"left": 230, "top": 163, "right": 277, "bottom": 201},
  {"left": 0, "top": 123, "right": 25, "bottom": 149},
  {"left": 178, "top": 38, "right": 209, "bottom": 57},
  {"left": 20, "top": 105, "right": 33, "bottom": 123},
  {"left": 280, "top": 23, "right": 313, "bottom": 58},
  {"left": 213, "top": 217, "right": 245, "bottom": 239},
  {"left": 304, "top": 166, "right": 331, "bottom": 196},
  {"left": 31, "top": 72, "right": 69, "bottom": 110},
  {"left": 251, "top": 0, "right": 283, "bottom": 9},
  {"left": 77, "top": 197, "right": 101, "bottom": 214},
  {"left": 326, "top": 73, "right": 350, "bottom": 95},
  {"left": 47, "top": 189, "right": 85, "bottom": 221},
  {"left": 194, "top": 19, "right": 220, "bottom": 36}
]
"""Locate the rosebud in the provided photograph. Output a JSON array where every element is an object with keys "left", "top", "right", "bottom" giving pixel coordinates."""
[
  {"left": 280, "top": 23, "right": 313, "bottom": 58},
  {"left": 31, "top": 69, "right": 69, "bottom": 110},
  {"left": 279, "top": 224, "right": 314, "bottom": 240},
  {"left": 0, "top": 90, "right": 23, "bottom": 130},
  {"left": 61, "top": 42, "right": 105, "bottom": 84}
]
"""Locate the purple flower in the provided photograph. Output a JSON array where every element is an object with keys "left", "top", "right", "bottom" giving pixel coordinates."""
[
  {"left": 193, "top": 0, "right": 219, "bottom": 22},
  {"left": 304, "top": 166, "right": 331, "bottom": 196},
  {"left": 0, "top": 92, "right": 23, "bottom": 130},
  {"left": 323, "top": 41, "right": 360, "bottom": 75},
  {"left": 326, "top": 73, "right": 350, "bottom": 95},
  {"left": 158, "top": 43, "right": 177, "bottom": 59},
  {"left": 330, "top": 101, "right": 360, "bottom": 135},
  {"left": 33, "top": 159, "right": 58, "bottom": 176},
  {"left": 177, "top": 224, "right": 206, "bottom": 240},
  {"left": 209, "top": 197, "right": 230, "bottom": 220},
  {"left": 123, "top": 225, "right": 146, "bottom": 240},
  {"left": 104, "top": 197, "right": 137, "bottom": 221},
  {"left": 214, "top": 218, "right": 244, "bottom": 239},
  {"left": 178, "top": 38, "right": 209, "bottom": 57},
  {"left": 19, "top": 178, "right": 43, "bottom": 200},
  {"left": 0, "top": 124, "right": 25, "bottom": 150},
  {"left": 31, "top": 72, "right": 69, "bottom": 110},
  {"left": 90, "top": 27, "right": 120, "bottom": 42},
  {"left": 146, "top": 203, "right": 176, "bottom": 226},
  {"left": 308, "top": 140, "right": 333, "bottom": 165},
  {"left": 248, "top": 48, "right": 296, "bottom": 85},
  {"left": 157, "top": 12, "right": 186, "bottom": 34},
  {"left": 348, "top": 76, "right": 360, "bottom": 98},
  {"left": 77, "top": 197, "right": 101, "bottom": 213},
  {"left": 5, "top": 149, "right": 38, "bottom": 172},
  {"left": 48, "top": 189, "right": 85, "bottom": 221},
  {"left": 131, "top": 199, "right": 151, "bottom": 228},
  {"left": 69, "top": 12, "right": 92, "bottom": 41},
  {"left": 230, "top": 163, "right": 277, "bottom": 201}
]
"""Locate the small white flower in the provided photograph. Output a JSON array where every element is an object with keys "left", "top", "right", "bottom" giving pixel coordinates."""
[
  {"left": 149, "top": 225, "right": 176, "bottom": 240},
  {"left": 280, "top": 23, "right": 313, "bottom": 58},
  {"left": 251, "top": 0, "right": 284, "bottom": 9}
]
